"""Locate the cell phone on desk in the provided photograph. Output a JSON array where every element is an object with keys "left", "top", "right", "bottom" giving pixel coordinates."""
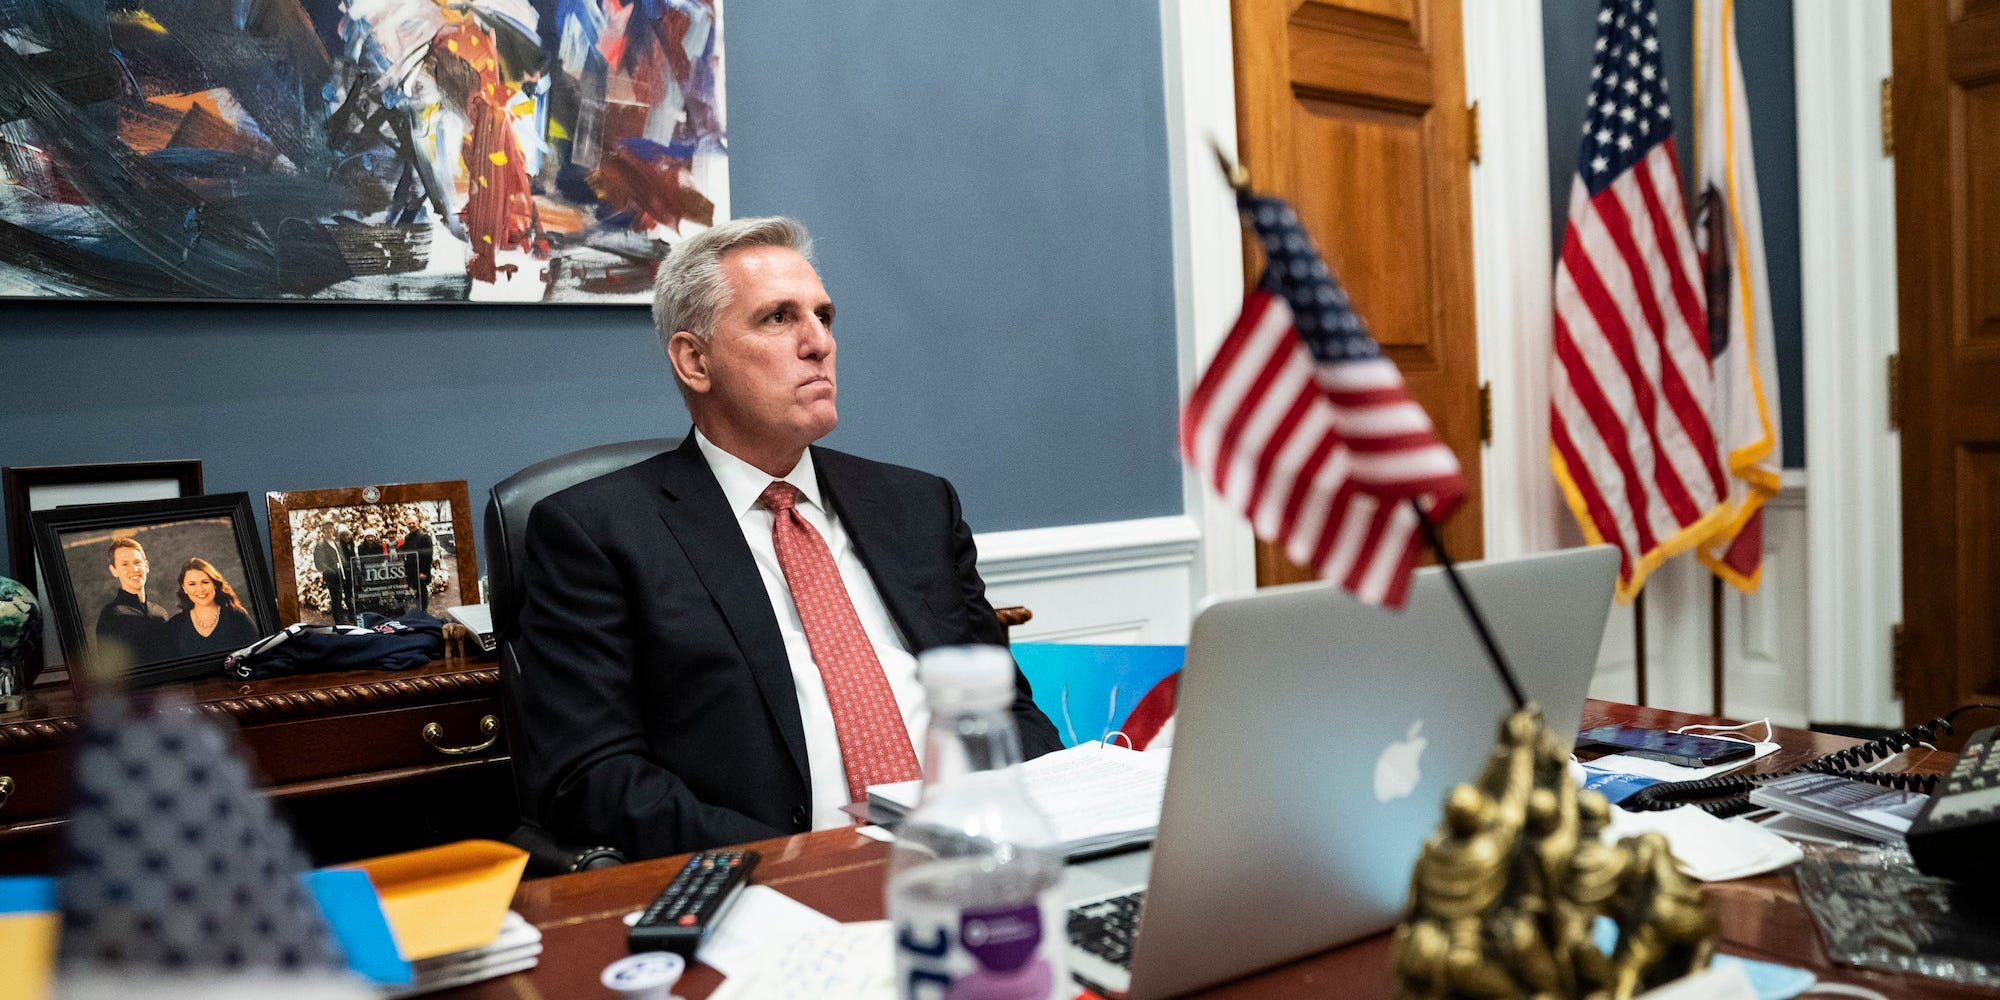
[{"left": 1577, "top": 725, "right": 1755, "bottom": 767}]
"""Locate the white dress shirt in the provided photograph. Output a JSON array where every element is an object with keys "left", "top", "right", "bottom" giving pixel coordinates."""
[{"left": 693, "top": 429, "right": 929, "bottom": 828}]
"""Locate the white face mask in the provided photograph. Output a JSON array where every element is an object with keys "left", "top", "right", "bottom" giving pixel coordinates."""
[{"left": 1673, "top": 718, "right": 1774, "bottom": 745}]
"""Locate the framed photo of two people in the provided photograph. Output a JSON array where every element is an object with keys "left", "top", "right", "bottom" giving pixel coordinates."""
[
  {"left": 265, "top": 481, "right": 478, "bottom": 628},
  {"left": 31, "top": 493, "right": 279, "bottom": 690}
]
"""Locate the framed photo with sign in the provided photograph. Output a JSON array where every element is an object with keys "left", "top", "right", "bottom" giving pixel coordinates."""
[
  {"left": 265, "top": 481, "right": 477, "bottom": 627},
  {"left": 31, "top": 493, "right": 278, "bottom": 690}
]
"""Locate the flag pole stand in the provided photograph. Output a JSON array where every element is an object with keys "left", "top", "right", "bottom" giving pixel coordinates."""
[
  {"left": 1635, "top": 586, "right": 1649, "bottom": 706},
  {"left": 1408, "top": 498, "right": 1527, "bottom": 711},
  {"left": 1710, "top": 576, "right": 1725, "bottom": 717}
]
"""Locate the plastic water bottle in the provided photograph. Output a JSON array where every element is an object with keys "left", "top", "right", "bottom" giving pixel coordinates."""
[{"left": 887, "top": 645, "right": 1069, "bottom": 1000}]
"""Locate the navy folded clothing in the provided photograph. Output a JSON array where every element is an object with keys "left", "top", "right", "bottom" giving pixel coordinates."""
[{"left": 224, "top": 613, "right": 446, "bottom": 680}]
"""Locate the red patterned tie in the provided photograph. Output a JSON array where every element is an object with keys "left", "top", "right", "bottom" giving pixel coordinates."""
[{"left": 759, "top": 481, "right": 921, "bottom": 804}]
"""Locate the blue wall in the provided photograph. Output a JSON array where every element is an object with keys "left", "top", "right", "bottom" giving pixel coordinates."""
[
  {"left": 1543, "top": 0, "right": 1804, "bottom": 468},
  {"left": 0, "top": 1, "right": 1185, "bottom": 578}
]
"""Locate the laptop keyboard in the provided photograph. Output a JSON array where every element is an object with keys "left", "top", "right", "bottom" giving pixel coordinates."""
[{"left": 1067, "top": 889, "right": 1145, "bottom": 971}]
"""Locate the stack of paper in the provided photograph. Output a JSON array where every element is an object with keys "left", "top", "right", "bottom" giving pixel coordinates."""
[
  {"left": 387, "top": 912, "right": 541, "bottom": 997},
  {"left": 868, "top": 743, "right": 1170, "bottom": 858}
]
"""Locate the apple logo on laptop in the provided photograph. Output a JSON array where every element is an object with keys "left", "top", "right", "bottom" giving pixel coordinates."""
[{"left": 1373, "top": 720, "right": 1428, "bottom": 803}]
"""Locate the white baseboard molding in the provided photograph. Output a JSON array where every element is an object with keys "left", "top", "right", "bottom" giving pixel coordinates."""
[
  {"left": 985, "top": 489, "right": 1813, "bottom": 727},
  {"left": 976, "top": 516, "right": 1200, "bottom": 646}
]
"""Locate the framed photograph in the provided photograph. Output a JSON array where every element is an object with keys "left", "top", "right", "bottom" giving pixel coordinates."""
[
  {"left": 3, "top": 460, "right": 204, "bottom": 688},
  {"left": 266, "top": 481, "right": 478, "bottom": 627},
  {"left": 30, "top": 494, "right": 278, "bottom": 690}
]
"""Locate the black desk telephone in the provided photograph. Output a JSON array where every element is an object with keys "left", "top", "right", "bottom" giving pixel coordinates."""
[{"left": 1619, "top": 705, "right": 2000, "bottom": 882}]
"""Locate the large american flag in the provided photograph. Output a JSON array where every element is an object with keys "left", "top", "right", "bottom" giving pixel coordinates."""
[
  {"left": 1548, "top": 0, "right": 1727, "bottom": 602},
  {"left": 1182, "top": 190, "right": 1464, "bottom": 609}
]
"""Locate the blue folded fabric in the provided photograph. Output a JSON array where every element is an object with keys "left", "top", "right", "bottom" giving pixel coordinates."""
[{"left": 225, "top": 613, "right": 446, "bottom": 679}]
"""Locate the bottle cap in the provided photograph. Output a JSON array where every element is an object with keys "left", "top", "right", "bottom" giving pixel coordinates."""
[
  {"left": 600, "top": 951, "right": 686, "bottom": 999},
  {"left": 919, "top": 644, "right": 1015, "bottom": 708}
]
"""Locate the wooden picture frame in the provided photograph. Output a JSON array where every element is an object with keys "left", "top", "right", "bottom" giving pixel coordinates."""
[
  {"left": 265, "top": 481, "right": 478, "bottom": 627},
  {"left": 30, "top": 493, "right": 278, "bottom": 691},
  {"left": 2, "top": 460, "right": 204, "bottom": 688}
]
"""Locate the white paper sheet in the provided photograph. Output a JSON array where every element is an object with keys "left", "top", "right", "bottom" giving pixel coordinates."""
[
  {"left": 868, "top": 743, "right": 1171, "bottom": 856},
  {"left": 1021, "top": 744, "right": 1171, "bottom": 846},
  {"left": 704, "top": 920, "right": 894, "bottom": 1000},
  {"left": 1605, "top": 804, "right": 1803, "bottom": 881},
  {"left": 693, "top": 885, "right": 839, "bottom": 979}
]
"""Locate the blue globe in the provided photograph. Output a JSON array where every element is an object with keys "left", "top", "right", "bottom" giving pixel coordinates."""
[{"left": 0, "top": 576, "right": 44, "bottom": 689}]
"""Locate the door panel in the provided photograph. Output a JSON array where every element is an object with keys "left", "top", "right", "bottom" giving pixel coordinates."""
[
  {"left": 1894, "top": 0, "right": 2000, "bottom": 725},
  {"left": 1235, "top": 0, "right": 1483, "bottom": 585}
]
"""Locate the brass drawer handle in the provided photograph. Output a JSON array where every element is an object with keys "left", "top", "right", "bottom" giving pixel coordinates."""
[
  {"left": 0, "top": 775, "right": 12, "bottom": 812},
  {"left": 423, "top": 715, "right": 499, "bottom": 756}
]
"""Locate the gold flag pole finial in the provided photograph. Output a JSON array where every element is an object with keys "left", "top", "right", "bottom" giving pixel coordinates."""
[{"left": 1210, "top": 138, "right": 1248, "bottom": 191}]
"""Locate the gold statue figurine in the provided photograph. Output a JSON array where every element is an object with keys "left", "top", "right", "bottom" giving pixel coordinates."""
[{"left": 1393, "top": 707, "right": 1714, "bottom": 1000}]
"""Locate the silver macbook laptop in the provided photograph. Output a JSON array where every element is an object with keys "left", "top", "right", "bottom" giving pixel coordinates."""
[{"left": 1063, "top": 545, "right": 1619, "bottom": 998}]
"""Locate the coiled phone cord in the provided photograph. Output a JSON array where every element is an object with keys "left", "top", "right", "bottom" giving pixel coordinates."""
[{"left": 1618, "top": 704, "right": 2000, "bottom": 818}]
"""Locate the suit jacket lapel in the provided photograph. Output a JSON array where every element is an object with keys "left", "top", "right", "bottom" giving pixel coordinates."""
[
  {"left": 654, "top": 437, "right": 809, "bottom": 786},
  {"left": 815, "top": 447, "right": 940, "bottom": 651}
]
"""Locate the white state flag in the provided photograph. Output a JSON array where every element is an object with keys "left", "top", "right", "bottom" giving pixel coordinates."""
[{"left": 1695, "top": 0, "right": 1782, "bottom": 591}]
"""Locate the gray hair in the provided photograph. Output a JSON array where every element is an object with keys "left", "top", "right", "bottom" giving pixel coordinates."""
[{"left": 653, "top": 216, "right": 815, "bottom": 363}]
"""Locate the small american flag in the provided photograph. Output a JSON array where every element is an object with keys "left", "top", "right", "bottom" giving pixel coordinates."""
[
  {"left": 59, "top": 691, "right": 346, "bottom": 978},
  {"left": 1181, "top": 189, "right": 1464, "bottom": 609},
  {"left": 1549, "top": 0, "right": 1728, "bottom": 601}
]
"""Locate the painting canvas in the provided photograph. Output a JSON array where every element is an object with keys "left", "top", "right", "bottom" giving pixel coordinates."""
[{"left": 0, "top": 0, "right": 725, "bottom": 303}]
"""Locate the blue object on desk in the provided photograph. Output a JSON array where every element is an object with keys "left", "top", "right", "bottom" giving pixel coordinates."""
[
  {"left": 1591, "top": 916, "right": 1814, "bottom": 998},
  {"left": 1011, "top": 643, "right": 1185, "bottom": 748},
  {"left": 1578, "top": 764, "right": 1665, "bottom": 805},
  {"left": 305, "top": 867, "right": 413, "bottom": 986},
  {"left": 0, "top": 876, "right": 54, "bottom": 915}
]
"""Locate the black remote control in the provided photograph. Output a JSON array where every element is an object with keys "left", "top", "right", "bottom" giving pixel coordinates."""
[{"left": 627, "top": 849, "right": 760, "bottom": 957}]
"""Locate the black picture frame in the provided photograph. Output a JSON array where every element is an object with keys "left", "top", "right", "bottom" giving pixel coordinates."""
[
  {"left": 2, "top": 460, "right": 204, "bottom": 688},
  {"left": 30, "top": 493, "right": 278, "bottom": 692},
  {"left": 3, "top": 461, "right": 206, "bottom": 588}
]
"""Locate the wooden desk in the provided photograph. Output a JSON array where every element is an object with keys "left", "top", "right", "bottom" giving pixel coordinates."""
[
  {"left": 0, "top": 656, "right": 510, "bottom": 872},
  {"left": 452, "top": 700, "right": 1995, "bottom": 999}
]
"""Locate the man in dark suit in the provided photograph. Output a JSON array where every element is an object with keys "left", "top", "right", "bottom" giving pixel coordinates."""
[
  {"left": 398, "top": 516, "right": 434, "bottom": 615},
  {"left": 515, "top": 217, "right": 1061, "bottom": 859},
  {"left": 94, "top": 537, "right": 169, "bottom": 666},
  {"left": 313, "top": 528, "right": 352, "bottom": 625}
]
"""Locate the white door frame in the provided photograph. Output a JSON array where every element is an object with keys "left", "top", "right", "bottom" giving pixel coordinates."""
[
  {"left": 1795, "top": 0, "right": 1901, "bottom": 727},
  {"left": 1158, "top": 0, "right": 1255, "bottom": 608}
]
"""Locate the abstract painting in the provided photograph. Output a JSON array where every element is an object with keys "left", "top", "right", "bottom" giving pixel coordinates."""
[{"left": 0, "top": 0, "right": 724, "bottom": 302}]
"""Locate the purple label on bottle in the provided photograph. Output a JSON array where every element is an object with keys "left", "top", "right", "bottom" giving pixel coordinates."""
[
  {"left": 942, "top": 902, "right": 1055, "bottom": 999},
  {"left": 959, "top": 903, "right": 1042, "bottom": 972},
  {"left": 894, "top": 895, "right": 1062, "bottom": 999}
]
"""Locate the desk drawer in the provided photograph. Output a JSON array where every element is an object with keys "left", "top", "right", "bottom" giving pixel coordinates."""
[
  {"left": 241, "top": 698, "right": 509, "bottom": 787},
  {"left": 0, "top": 748, "right": 66, "bottom": 824}
]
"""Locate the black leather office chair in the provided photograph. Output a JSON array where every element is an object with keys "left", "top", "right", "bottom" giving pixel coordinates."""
[{"left": 484, "top": 437, "right": 679, "bottom": 876}]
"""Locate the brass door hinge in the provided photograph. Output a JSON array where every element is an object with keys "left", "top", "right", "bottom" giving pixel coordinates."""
[
  {"left": 1887, "top": 353, "right": 1901, "bottom": 431},
  {"left": 1478, "top": 381, "right": 1492, "bottom": 444},
  {"left": 1892, "top": 622, "right": 1909, "bottom": 698},
  {"left": 1881, "top": 77, "right": 1894, "bottom": 157},
  {"left": 1468, "top": 101, "right": 1481, "bottom": 165}
]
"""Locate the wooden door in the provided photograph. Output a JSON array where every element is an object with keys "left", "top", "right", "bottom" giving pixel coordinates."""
[
  {"left": 1232, "top": 0, "right": 1484, "bottom": 586},
  {"left": 1894, "top": 1, "right": 2000, "bottom": 726}
]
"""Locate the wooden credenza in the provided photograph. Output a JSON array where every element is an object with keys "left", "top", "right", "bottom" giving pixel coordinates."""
[{"left": 0, "top": 656, "right": 514, "bottom": 872}]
